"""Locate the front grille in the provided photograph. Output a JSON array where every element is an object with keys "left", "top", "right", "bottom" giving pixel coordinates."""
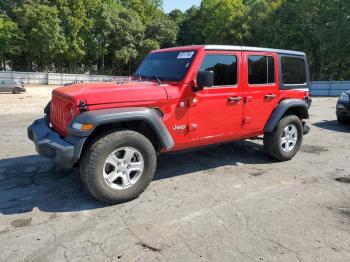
[{"left": 50, "top": 95, "right": 74, "bottom": 136}]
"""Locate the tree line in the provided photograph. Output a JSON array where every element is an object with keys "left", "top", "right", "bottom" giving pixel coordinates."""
[{"left": 0, "top": 0, "right": 349, "bottom": 80}]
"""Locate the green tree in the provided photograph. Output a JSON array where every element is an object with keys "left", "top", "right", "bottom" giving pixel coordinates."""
[
  {"left": 168, "top": 9, "right": 185, "bottom": 25},
  {"left": 55, "top": 0, "right": 98, "bottom": 72},
  {"left": 197, "top": 0, "right": 247, "bottom": 44},
  {"left": 14, "top": 3, "right": 66, "bottom": 71},
  {"left": 145, "top": 16, "right": 178, "bottom": 48},
  {"left": 113, "top": 8, "right": 145, "bottom": 75},
  {"left": 85, "top": 0, "right": 122, "bottom": 74},
  {"left": 1, "top": 0, "right": 350, "bottom": 79},
  {"left": 263, "top": 0, "right": 350, "bottom": 80},
  {"left": 177, "top": 0, "right": 247, "bottom": 45},
  {"left": 138, "top": 38, "right": 160, "bottom": 60},
  {"left": 122, "top": 0, "right": 163, "bottom": 24},
  {"left": 243, "top": 0, "right": 283, "bottom": 45},
  {"left": 0, "top": 15, "right": 22, "bottom": 70},
  {"left": 319, "top": 0, "right": 350, "bottom": 80},
  {"left": 175, "top": 6, "right": 201, "bottom": 45}
]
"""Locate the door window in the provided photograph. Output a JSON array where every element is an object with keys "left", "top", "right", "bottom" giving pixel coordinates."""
[
  {"left": 199, "top": 55, "right": 238, "bottom": 86},
  {"left": 248, "top": 56, "right": 275, "bottom": 85}
]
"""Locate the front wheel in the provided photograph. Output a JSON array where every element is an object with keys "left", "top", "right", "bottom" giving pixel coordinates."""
[
  {"left": 80, "top": 130, "right": 157, "bottom": 204},
  {"left": 337, "top": 114, "right": 350, "bottom": 125},
  {"left": 264, "top": 115, "right": 303, "bottom": 161}
]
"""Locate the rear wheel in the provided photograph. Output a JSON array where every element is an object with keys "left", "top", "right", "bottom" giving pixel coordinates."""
[
  {"left": 12, "top": 87, "right": 21, "bottom": 94},
  {"left": 80, "top": 130, "right": 157, "bottom": 204},
  {"left": 264, "top": 115, "right": 303, "bottom": 161}
]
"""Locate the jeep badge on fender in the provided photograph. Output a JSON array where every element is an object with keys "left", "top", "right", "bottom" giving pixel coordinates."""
[{"left": 28, "top": 45, "right": 312, "bottom": 204}]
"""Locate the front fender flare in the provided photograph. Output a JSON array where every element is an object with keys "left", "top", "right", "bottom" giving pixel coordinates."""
[
  {"left": 264, "top": 99, "right": 309, "bottom": 133},
  {"left": 68, "top": 107, "right": 175, "bottom": 150}
]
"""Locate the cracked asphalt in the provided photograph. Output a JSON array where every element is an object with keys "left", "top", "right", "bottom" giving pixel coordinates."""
[{"left": 1, "top": 87, "right": 350, "bottom": 261}]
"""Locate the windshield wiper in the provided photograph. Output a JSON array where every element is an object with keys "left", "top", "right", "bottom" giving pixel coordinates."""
[
  {"left": 136, "top": 74, "right": 162, "bottom": 85},
  {"left": 153, "top": 75, "right": 162, "bottom": 85}
]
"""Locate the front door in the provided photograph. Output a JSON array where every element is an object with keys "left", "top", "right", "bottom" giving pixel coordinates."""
[
  {"left": 242, "top": 52, "right": 280, "bottom": 134},
  {"left": 188, "top": 51, "right": 243, "bottom": 146}
]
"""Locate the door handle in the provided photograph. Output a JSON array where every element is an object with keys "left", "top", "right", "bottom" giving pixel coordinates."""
[
  {"left": 265, "top": 94, "right": 276, "bottom": 100},
  {"left": 228, "top": 97, "right": 242, "bottom": 103}
]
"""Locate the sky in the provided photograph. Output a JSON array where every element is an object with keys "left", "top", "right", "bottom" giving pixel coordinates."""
[{"left": 163, "top": 0, "right": 202, "bottom": 13}]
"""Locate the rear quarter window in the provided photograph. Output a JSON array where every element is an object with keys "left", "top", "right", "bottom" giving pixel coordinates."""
[{"left": 281, "top": 56, "right": 307, "bottom": 85}]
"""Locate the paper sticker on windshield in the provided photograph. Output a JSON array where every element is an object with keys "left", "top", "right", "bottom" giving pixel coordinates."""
[{"left": 177, "top": 51, "right": 194, "bottom": 59}]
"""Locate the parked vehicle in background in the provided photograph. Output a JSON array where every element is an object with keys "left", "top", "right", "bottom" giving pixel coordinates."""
[
  {"left": 0, "top": 80, "right": 26, "bottom": 94},
  {"left": 28, "top": 45, "right": 312, "bottom": 204},
  {"left": 64, "top": 80, "right": 84, "bottom": 86},
  {"left": 336, "top": 91, "right": 350, "bottom": 125}
]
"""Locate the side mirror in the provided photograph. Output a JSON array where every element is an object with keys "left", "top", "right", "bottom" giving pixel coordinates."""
[{"left": 194, "top": 71, "right": 214, "bottom": 91}]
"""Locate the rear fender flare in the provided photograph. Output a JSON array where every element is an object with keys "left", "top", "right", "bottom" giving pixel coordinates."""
[{"left": 264, "top": 99, "right": 309, "bottom": 133}]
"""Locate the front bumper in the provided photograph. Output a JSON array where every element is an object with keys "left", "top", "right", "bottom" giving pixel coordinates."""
[
  {"left": 336, "top": 102, "right": 350, "bottom": 119},
  {"left": 27, "top": 118, "right": 86, "bottom": 166}
]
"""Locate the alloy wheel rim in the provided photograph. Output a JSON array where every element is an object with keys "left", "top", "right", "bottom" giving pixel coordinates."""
[
  {"left": 281, "top": 124, "right": 298, "bottom": 153},
  {"left": 103, "top": 147, "right": 144, "bottom": 190}
]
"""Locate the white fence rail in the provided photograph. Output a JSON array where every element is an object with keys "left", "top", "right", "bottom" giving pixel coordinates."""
[
  {"left": 1, "top": 71, "right": 349, "bottom": 97},
  {"left": 0, "top": 71, "right": 128, "bottom": 85}
]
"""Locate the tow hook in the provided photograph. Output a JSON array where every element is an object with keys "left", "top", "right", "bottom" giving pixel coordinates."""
[
  {"left": 304, "top": 96, "right": 312, "bottom": 109},
  {"left": 302, "top": 120, "right": 310, "bottom": 135}
]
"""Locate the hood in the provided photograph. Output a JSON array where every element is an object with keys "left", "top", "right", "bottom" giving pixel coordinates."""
[{"left": 53, "top": 81, "right": 169, "bottom": 106}]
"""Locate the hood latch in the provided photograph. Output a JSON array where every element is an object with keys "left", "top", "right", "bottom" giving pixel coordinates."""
[{"left": 79, "top": 100, "right": 88, "bottom": 112}]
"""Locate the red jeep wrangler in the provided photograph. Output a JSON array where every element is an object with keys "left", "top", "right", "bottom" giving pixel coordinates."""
[{"left": 28, "top": 45, "right": 311, "bottom": 204}]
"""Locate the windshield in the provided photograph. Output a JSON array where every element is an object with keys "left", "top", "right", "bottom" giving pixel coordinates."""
[{"left": 134, "top": 51, "right": 196, "bottom": 82}]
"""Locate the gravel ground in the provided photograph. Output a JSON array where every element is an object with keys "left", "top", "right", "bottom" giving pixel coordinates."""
[{"left": 0, "top": 86, "right": 350, "bottom": 262}]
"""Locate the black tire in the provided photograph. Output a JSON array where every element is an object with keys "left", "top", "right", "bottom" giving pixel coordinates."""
[
  {"left": 264, "top": 115, "right": 303, "bottom": 161},
  {"left": 337, "top": 115, "right": 350, "bottom": 125},
  {"left": 80, "top": 129, "right": 157, "bottom": 204},
  {"left": 12, "top": 87, "right": 20, "bottom": 94}
]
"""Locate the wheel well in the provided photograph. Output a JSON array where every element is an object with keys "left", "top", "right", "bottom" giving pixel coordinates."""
[
  {"left": 83, "top": 121, "right": 163, "bottom": 154},
  {"left": 283, "top": 106, "right": 308, "bottom": 120}
]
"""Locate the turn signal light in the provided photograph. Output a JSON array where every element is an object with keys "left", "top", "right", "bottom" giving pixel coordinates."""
[
  {"left": 72, "top": 122, "right": 94, "bottom": 131},
  {"left": 81, "top": 123, "right": 94, "bottom": 131}
]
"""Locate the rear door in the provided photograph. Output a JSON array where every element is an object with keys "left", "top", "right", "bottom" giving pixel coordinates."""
[
  {"left": 187, "top": 51, "right": 243, "bottom": 145},
  {"left": 242, "top": 52, "right": 280, "bottom": 134}
]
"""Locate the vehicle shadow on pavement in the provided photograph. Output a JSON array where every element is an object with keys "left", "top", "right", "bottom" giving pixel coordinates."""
[
  {"left": 0, "top": 140, "right": 270, "bottom": 215},
  {"left": 155, "top": 140, "right": 271, "bottom": 180},
  {"left": 313, "top": 120, "right": 350, "bottom": 133},
  {"left": 0, "top": 155, "right": 105, "bottom": 215}
]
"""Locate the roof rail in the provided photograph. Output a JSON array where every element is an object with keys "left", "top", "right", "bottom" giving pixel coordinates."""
[{"left": 204, "top": 45, "right": 306, "bottom": 56}]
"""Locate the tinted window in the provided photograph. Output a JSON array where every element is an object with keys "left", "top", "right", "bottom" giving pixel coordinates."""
[
  {"left": 248, "top": 56, "right": 275, "bottom": 85},
  {"left": 281, "top": 57, "right": 307, "bottom": 84},
  {"left": 135, "top": 51, "right": 196, "bottom": 81},
  {"left": 199, "top": 55, "right": 237, "bottom": 86}
]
